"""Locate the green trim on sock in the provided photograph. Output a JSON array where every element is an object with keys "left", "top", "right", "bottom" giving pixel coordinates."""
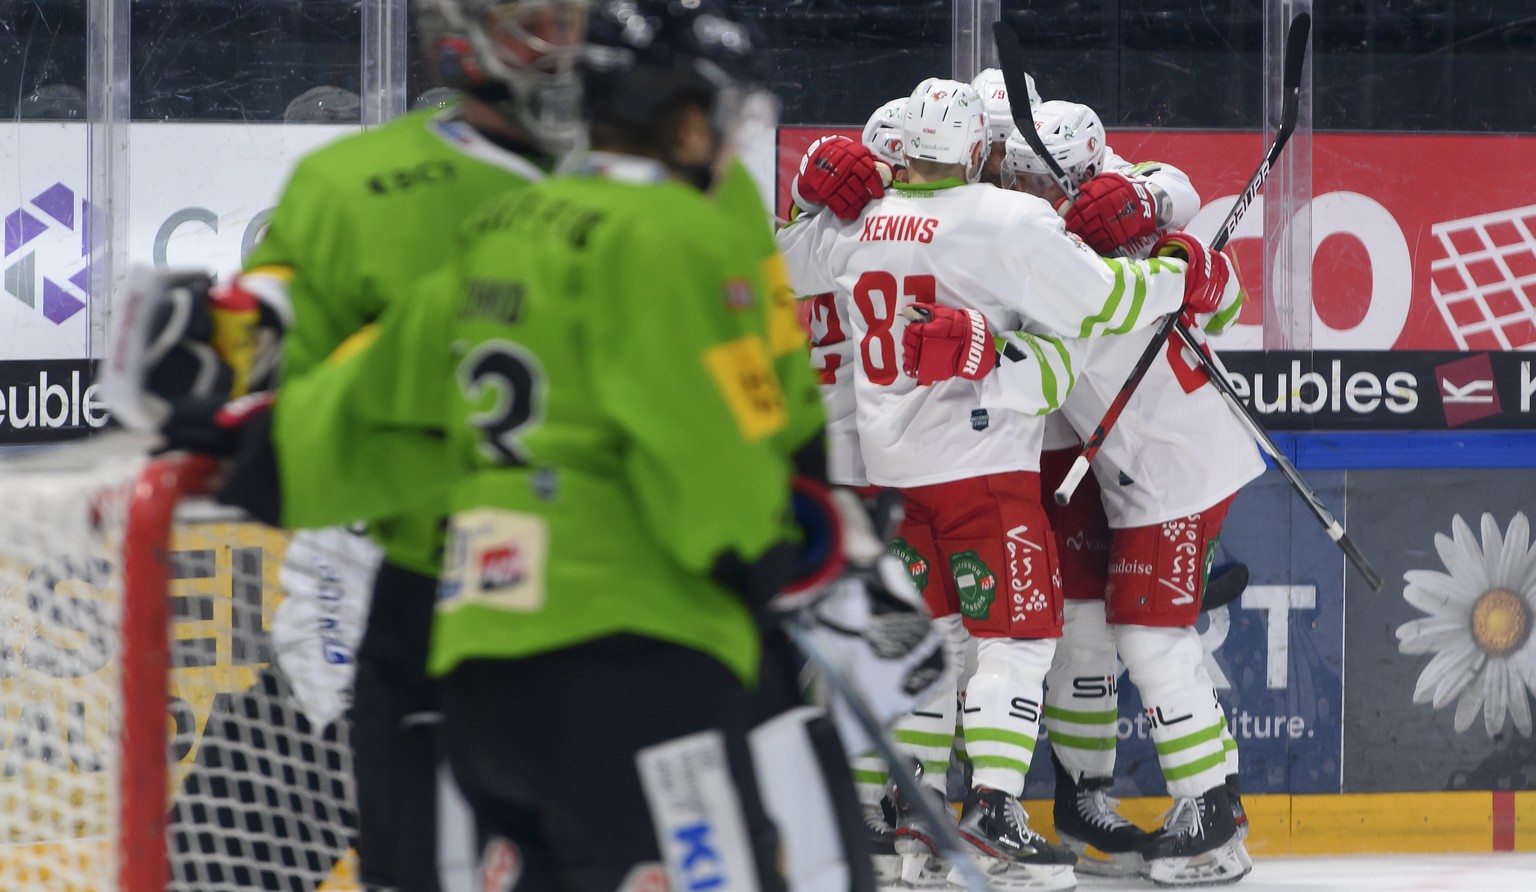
[
  {"left": 965, "top": 727, "right": 1038, "bottom": 750},
  {"left": 852, "top": 768, "right": 889, "bottom": 785},
  {"left": 969, "top": 754, "right": 1031, "bottom": 775},
  {"left": 1044, "top": 704, "right": 1120, "bottom": 724},
  {"left": 1153, "top": 720, "right": 1225, "bottom": 757},
  {"left": 1162, "top": 750, "right": 1229, "bottom": 782},
  {"left": 1047, "top": 731, "right": 1118, "bottom": 752},
  {"left": 895, "top": 729, "right": 958, "bottom": 748}
]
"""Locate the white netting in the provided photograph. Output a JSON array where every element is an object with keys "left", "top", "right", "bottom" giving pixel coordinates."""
[
  {"left": 0, "top": 445, "right": 361, "bottom": 892},
  {"left": 0, "top": 451, "right": 142, "bottom": 890},
  {"left": 1428, "top": 203, "right": 1536, "bottom": 350}
]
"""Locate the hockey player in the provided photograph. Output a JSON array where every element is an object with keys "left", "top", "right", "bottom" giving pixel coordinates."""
[
  {"left": 967, "top": 67, "right": 1039, "bottom": 186},
  {"left": 196, "top": 2, "right": 591, "bottom": 889},
  {"left": 107, "top": 2, "right": 946, "bottom": 890},
  {"left": 955, "top": 103, "right": 1263, "bottom": 886},
  {"left": 779, "top": 78, "right": 1237, "bottom": 891}
]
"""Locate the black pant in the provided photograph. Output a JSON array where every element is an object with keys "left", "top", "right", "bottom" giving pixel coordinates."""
[
  {"left": 352, "top": 562, "right": 442, "bottom": 892},
  {"left": 442, "top": 637, "right": 787, "bottom": 892}
]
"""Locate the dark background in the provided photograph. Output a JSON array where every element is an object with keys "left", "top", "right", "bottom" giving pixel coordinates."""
[{"left": 3, "top": 1, "right": 1534, "bottom": 130}]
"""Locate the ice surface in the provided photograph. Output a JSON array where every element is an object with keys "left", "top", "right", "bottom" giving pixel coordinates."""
[{"left": 1074, "top": 853, "right": 1536, "bottom": 892}]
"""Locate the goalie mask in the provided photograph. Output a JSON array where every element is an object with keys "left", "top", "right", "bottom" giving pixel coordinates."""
[
  {"left": 1001, "top": 99, "right": 1107, "bottom": 196},
  {"left": 861, "top": 97, "right": 908, "bottom": 170},
  {"left": 902, "top": 78, "right": 987, "bottom": 183},
  {"left": 416, "top": 0, "right": 590, "bottom": 152},
  {"left": 584, "top": 0, "right": 772, "bottom": 190}
]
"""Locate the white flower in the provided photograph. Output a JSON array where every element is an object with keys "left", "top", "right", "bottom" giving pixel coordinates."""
[{"left": 1396, "top": 513, "right": 1536, "bottom": 737}]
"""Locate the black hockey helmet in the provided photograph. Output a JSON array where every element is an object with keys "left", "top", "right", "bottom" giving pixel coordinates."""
[{"left": 582, "top": 0, "right": 770, "bottom": 172}]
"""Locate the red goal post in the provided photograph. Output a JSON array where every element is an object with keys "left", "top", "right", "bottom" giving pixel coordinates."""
[{"left": 0, "top": 443, "right": 358, "bottom": 892}]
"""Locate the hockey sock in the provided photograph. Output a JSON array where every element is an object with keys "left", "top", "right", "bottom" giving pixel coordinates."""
[
  {"left": 1116, "top": 624, "right": 1229, "bottom": 798},
  {"left": 1194, "top": 661, "right": 1241, "bottom": 778},
  {"left": 894, "top": 613, "right": 967, "bottom": 793},
  {"left": 1044, "top": 600, "right": 1119, "bottom": 780},
  {"left": 963, "top": 636, "right": 1056, "bottom": 796}
]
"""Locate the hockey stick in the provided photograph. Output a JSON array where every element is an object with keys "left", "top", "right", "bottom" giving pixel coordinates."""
[
  {"left": 1173, "top": 322, "right": 1384, "bottom": 590},
  {"left": 778, "top": 614, "right": 993, "bottom": 892},
  {"left": 1053, "top": 11, "right": 1311, "bottom": 507},
  {"left": 1201, "top": 562, "right": 1250, "bottom": 613},
  {"left": 989, "top": 20, "right": 1077, "bottom": 202}
]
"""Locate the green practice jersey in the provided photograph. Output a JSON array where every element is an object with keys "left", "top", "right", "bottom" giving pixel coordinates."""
[
  {"left": 273, "top": 154, "right": 819, "bottom": 684},
  {"left": 245, "top": 105, "right": 549, "bottom": 574}
]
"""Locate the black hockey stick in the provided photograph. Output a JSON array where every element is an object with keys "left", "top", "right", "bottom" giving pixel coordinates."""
[
  {"left": 990, "top": 20, "right": 1078, "bottom": 202},
  {"left": 778, "top": 614, "right": 993, "bottom": 892},
  {"left": 1201, "top": 562, "right": 1249, "bottom": 613},
  {"left": 1173, "top": 323, "right": 1384, "bottom": 591},
  {"left": 1053, "top": 11, "right": 1312, "bottom": 507}
]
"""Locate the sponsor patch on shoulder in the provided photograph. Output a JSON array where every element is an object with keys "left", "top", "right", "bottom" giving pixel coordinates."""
[
  {"left": 704, "top": 334, "right": 787, "bottom": 442},
  {"left": 970, "top": 408, "right": 990, "bottom": 431},
  {"left": 723, "top": 276, "right": 756, "bottom": 311}
]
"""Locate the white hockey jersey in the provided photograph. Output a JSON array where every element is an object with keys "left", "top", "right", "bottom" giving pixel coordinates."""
[
  {"left": 779, "top": 179, "right": 1193, "bottom": 489},
  {"left": 804, "top": 290, "right": 868, "bottom": 486},
  {"left": 1029, "top": 160, "right": 1265, "bottom": 526}
]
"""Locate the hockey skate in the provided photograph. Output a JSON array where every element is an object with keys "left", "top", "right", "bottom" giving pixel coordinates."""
[
  {"left": 1051, "top": 759, "right": 1149, "bottom": 878},
  {"left": 1226, "top": 775, "right": 1249, "bottom": 842},
  {"left": 1140, "top": 785, "right": 1252, "bottom": 887},
  {"left": 864, "top": 796, "right": 903, "bottom": 889},
  {"left": 1224, "top": 775, "right": 1254, "bottom": 874},
  {"left": 891, "top": 780, "right": 954, "bottom": 888},
  {"left": 953, "top": 786, "right": 1077, "bottom": 891}
]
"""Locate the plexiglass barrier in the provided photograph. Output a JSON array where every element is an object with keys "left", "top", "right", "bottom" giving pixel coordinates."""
[{"left": 3, "top": 0, "right": 1536, "bottom": 830}]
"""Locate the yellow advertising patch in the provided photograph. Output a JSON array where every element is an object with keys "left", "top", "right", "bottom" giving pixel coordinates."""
[
  {"left": 703, "top": 334, "right": 787, "bottom": 442},
  {"left": 759, "top": 253, "right": 807, "bottom": 358}
]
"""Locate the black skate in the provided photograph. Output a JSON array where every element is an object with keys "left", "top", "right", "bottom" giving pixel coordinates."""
[
  {"left": 1140, "top": 785, "right": 1252, "bottom": 887},
  {"left": 1226, "top": 775, "right": 1249, "bottom": 842},
  {"left": 863, "top": 795, "right": 902, "bottom": 889},
  {"left": 954, "top": 786, "right": 1076, "bottom": 890},
  {"left": 891, "top": 779, "right": 953, "bottom": 889},
  {"left": 1052, "top": 759, "right": 1149, "bottom": 877},
  {"left": 1224, "top": 775, "right": 1254, "bottom": 874}
]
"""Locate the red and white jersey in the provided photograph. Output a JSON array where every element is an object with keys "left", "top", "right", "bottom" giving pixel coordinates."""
[
  {"left": 1060, "top": 326, "right": 1265, "bottom": 527},
  {"left": 803, "top": 291, "right": 868, "bottom": 486},
  {"left": 778, "top": 180, "right": 1191, "bottom": 488},
  {"left": 1052, "top": 155, "right": 1262, "bottom": 526}
]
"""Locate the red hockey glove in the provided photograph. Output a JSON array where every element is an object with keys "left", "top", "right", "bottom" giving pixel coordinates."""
[
  {"left": 1062, "top": 171, "right": 1159, "bottom": 254},
  {"left": 1154, "top": 232, "right": 1234, "bottom": 316},
  {"left": 899, "top": 305, "right": 997, "bottom": 386},
  {"left": 792, "top": 135, "right": 888, "bottom": 221}
]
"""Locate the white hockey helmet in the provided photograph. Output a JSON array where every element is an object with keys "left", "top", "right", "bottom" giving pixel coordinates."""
[
  {"left": 902, "top": 78, "right": 988, "bottom": 182},
  {"left": 970, "top": 67, "right": 1040, "bottom": 144},
  {"left": 862, "top": 97, "right": 908, "bottom": 169},
  {"left": 1001, "top": 99, "right": 1108, "bottom": 192}
]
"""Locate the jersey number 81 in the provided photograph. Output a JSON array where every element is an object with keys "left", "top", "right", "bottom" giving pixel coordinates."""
[{"left": 852, "top": 270, "right": 936, "bottom": 385}]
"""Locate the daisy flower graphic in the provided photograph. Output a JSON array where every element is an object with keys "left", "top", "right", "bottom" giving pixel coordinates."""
[{"left": 1396, "top": 512, "right": 1536, "bottom": 737}]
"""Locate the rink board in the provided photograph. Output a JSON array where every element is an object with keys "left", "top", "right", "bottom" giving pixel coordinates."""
[{"left": 1023, "top": 789, "right": 1536, "bottom": 856}]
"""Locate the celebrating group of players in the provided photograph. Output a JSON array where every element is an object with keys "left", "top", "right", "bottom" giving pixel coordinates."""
[
  {"left": 105, "top": 1, "right": 1266, "bottom": 890},
  {"left": 779, "top": 67, "right": 1263, "bottom": 889}
]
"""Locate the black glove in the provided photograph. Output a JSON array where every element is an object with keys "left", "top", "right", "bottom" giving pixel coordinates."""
[{"left": 101, "top": 265, "right": 286, "bottom": 439}]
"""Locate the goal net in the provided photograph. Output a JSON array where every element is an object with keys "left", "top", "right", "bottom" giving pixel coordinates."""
[{"left": 0, "top": 446, "right": 359, "bottom": 892}]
